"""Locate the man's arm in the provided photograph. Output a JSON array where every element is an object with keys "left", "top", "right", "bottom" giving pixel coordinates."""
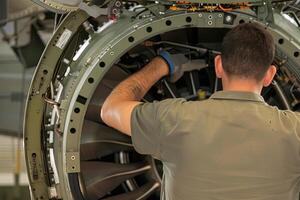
[{"left": 101, "top": 57, "right": 169, "bottom": 136}]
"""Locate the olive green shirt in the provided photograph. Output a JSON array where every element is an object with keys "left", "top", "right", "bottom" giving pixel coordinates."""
[{"left": 131, "top": 91, "right": 300, "bottom": 200}]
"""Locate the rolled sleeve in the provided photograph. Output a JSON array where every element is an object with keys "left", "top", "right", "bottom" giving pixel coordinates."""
[{"left": 131, "top": 98, "right": 186, "bottom": 160}]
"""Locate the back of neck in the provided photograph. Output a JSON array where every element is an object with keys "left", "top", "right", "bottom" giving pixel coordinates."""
[{"left": 222, "top": 78, "right": 263, "bottom": 94}]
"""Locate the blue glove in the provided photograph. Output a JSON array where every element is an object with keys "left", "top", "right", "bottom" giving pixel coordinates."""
[
  {"left": 159, "top": 50, "right": 207, "bottom": 82},
  {"left": 158, "top": 50, "right": 176, "bottom": 75},
  {"left": 159, "top": 50, "right": 189, "bottom": 82}
]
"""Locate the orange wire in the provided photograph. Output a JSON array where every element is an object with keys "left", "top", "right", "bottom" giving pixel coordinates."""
[
  {"left": 219, "top": 5, "right": 233, "bottom": 12},
  {"left": 169, "top": 2, "right": 250, "bottom": 12}
]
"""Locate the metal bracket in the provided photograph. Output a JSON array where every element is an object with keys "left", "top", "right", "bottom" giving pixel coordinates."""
[
  {"left": 79, "top": 2, "right": 108, "bottom": 18},
  {"left": 66, "top": 152, "right": 80, "bottom": 173},
  {"left": 256, "top": 0, "right": 274, "bottom": 23},
  {"left": 147, "top": 4, "right": 166, "bottom": 17},
  {"left": 79, "top": 0, "right": 123, "bottom": 18}
]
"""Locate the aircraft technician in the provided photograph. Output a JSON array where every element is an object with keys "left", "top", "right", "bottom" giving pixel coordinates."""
[{"left": 101, "top": 22, "right": 300, "bottom": 200}]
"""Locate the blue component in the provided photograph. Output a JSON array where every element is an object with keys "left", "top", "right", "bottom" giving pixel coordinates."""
[{"left": 159, "top": 50, "right": 175, "bottom": 74}]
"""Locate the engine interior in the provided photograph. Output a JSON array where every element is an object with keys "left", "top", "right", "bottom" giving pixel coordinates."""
[{"left": 78, "top": 27, "right": 300, "bottom": 200}]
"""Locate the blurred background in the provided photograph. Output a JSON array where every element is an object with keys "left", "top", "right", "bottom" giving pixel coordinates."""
[{"left": 0, "top": 0, "right": 55, "bottom": 199}]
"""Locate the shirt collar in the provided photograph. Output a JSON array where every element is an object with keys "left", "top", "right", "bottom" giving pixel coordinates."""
[{"left": 209, "top": 91, "right": 265, "bottom": 103}]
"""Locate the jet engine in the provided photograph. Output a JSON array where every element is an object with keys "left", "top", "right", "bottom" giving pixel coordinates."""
[{"left": 24, "top": 0, "right": 300, "bottom": 199}]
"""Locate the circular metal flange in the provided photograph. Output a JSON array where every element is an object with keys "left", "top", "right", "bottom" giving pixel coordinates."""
[{"left": 24, "top": 10, "right": 90, "bottom": 199}]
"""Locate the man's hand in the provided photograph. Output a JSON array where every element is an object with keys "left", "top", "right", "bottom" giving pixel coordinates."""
[
  {"left": 101, "top": 57, "right": 169, "bottom": 135},
  {"left": 159, "top": 50, "right": 208, "bottom": 82}
]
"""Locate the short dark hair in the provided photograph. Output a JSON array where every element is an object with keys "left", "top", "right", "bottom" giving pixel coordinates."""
[{"left": 221, "top": 22, "right": 275, "bottom": 81}]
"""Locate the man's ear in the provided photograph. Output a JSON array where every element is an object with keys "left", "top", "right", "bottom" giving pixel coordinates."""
[
  {"left": 263, "top": 65, "right": 277, "bottom": 87},
  {"left": 214, "top": 55, "right": 223, "bottom": 78}
]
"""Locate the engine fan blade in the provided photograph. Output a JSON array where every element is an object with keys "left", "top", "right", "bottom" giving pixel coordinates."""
[
  {"left": 85, "top": 66, "right": 128, "bottom": 122},
  {"left": 102, "top": 181, "right": 160, "bottom": 200},
  {"left": 81, "top": 161, "right": 151, "bottom": 200},
  {"left": 85, "top": 84, "right": 111, "bottom": 123},
  {"left": 81, "top": 120, "right": 133, "bottom": 160}
]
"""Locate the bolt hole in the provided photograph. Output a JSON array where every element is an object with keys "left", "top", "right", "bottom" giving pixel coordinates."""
[
  {"left": 70, "top": 128, "right": 76, "bottom": 134},
  {"left": 278, "top": 38, "right": 284, "bottom": 44},
  {"left": 43, "top": 70, "right": 48, "bottom": 75},
  {"left": 146, "top": 27, "right": 152, "bottom": 33},
  {"left": 99, "top": 62, "right": 106, "bottom": 68},
  {"left": 115, "top": 1, "right": 121, "bottom": 7},
  {"left": 166, "top": 20, "right": 172, "bottom": 26},
  {"left": 128, "top": 36, "right": 135, "bottom": 42},
  {"left": 88, "top": 77, "right": 94, "bottom": 84},
  {"left": 186, "top": 16, "right": 192, "bottom": 23},
  {"left": 74, "top": 108, "right": 80, "bottom": 113},
  {"left": 239, "top": 19, "right": 245, "bottom": 24},
  {"left": 294, "top": 51, "right": 299, "bottom": 57}
]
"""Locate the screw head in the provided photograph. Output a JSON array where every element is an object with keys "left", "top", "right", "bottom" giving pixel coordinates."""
[{"left": 225, "top": 15, "right": 233, "bottom": 23}]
